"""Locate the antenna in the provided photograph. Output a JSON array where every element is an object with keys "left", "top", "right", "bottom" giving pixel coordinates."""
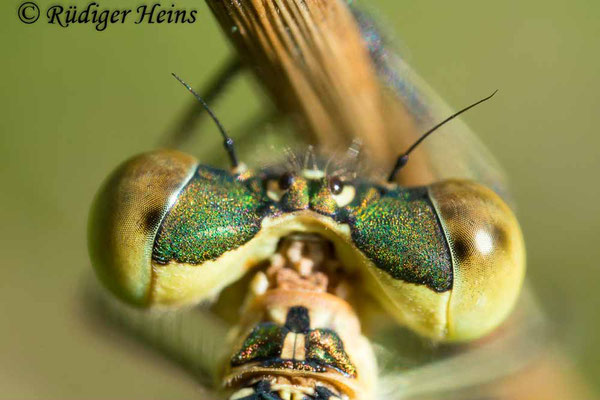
[
  {"left": 387, "top": 90, "right": 498, "bottom": 182},
  {"left": 171, "top": 73, "right": 239, "bottom": 169}
]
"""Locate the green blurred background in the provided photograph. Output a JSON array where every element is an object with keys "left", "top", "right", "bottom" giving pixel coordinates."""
[{"left": 1, "top": 0, "right": 598, "bottom": 397}]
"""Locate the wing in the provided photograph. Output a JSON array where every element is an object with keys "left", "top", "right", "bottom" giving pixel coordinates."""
[
  {"left": 84, "top": 279, "right": 227, "bottom": 397},
  {"left": 372, "top": 289, "right": 546, "bottom": 399},
  {"left": 205, "top": 0, "right": 411, "bottom": 166},
  {"left": 351, "top": 5, "right": 510, "bottom": 199},
  {"left": 205, "top": 0, "right": 509, "bottom": 199}
]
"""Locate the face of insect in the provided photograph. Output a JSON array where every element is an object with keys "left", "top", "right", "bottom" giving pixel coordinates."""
[
  {"left": 88, "top": 149, "right": 524, "bottom": 344},
  {"left": 82, "top": 0, "right": 537, "bottom": 397}
]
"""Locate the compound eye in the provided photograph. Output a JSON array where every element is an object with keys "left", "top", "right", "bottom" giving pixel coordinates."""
[
  {"left": 429, "top": 180, "right": 526, "bottom": 340},
  {"left": 329, "top": 176, "right": 355, "bottom": 207},
  {"left": 266, "top": 172, "right": 295, "bottom": 201},
  {"left": 88, "top": 150, "right": 199, "bottom": 306},
  {"left": 89, "top": 150, "right": 270, "bottom": 308}
]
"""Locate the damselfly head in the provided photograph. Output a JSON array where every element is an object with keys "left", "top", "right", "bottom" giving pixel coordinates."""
[
  {"left": 88, "top": 144, "right": 524, "bottom": 343},
  {"left": 87, "top": 67, "right": 526, "bottom": 397}
]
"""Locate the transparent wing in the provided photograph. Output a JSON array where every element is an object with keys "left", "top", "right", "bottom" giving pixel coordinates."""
[
  {"left": 205, "top": 0, "right": 510, "bottom": 198},
  {"left": 372, "top": 289, "right": 546, "bottom": 399},
  {"left": 351, "top": 6, "right": 510, "bottom": 198},
  {"left": 84, "top": 279, "right": 227, "bottom": 397}
]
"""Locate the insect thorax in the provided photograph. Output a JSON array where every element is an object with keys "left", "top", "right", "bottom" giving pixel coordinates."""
[{"left": 225, "top": 233, "right": 377, "bottom": 400}]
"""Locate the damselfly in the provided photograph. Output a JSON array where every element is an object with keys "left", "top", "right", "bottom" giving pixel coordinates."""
[{"left": 87, "top": 1, "right": 554, "bottom": 399}]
